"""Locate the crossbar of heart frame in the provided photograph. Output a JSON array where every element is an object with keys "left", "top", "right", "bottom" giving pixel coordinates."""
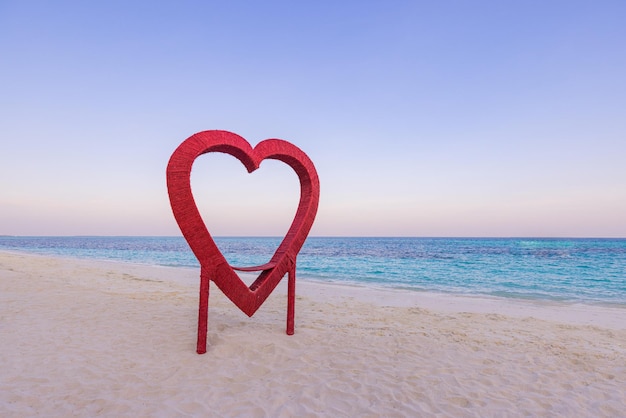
[
  {"left": 231, "top": 262, "right": 277, "bottom": 272},
  {"left": 166, "top": 130, "right": 320, "bottom": 354}
]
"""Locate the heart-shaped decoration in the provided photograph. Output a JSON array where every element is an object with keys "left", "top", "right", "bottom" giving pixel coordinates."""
[{"left": 167, "top": 130, "right": 320, "bottom": 353}]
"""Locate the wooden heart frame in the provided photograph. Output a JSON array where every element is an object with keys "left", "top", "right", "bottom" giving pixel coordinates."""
[{"left": 166, "top": 130, "right": 320, "bottom": 353}]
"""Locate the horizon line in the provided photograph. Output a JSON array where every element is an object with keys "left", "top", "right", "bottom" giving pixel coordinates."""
[{"left": 2, "top": 235, "right": 625, "bottom": 240}]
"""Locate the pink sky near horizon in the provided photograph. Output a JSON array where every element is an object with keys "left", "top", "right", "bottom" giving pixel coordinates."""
[{"left": 1, "top": 1, "right": 625, "bottom": 238}]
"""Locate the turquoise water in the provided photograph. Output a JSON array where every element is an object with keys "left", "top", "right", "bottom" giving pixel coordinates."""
[{"left": 1, "top": 236, "right": 625, "bottom": 306}]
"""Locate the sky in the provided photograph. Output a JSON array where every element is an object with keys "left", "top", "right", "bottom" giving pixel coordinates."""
[{"left": 1, "top": 1, "right": 625, "bottom": 237}]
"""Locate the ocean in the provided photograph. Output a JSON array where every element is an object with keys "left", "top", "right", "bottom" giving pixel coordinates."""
[{"left": 1, "top": 236, "right": 624, "bottom": 306}]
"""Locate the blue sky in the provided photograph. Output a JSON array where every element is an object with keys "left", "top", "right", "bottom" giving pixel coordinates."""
[{"left": 1, "top": 1, "right": 625, "bottom": 237}]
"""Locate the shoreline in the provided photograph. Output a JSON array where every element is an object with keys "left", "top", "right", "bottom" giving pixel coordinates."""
[
  {"left": 2, "top": 249, "right": 625, "bottom": 329},
  {"left": 2, "top": 236, "right": 625, "bottom": 309},
  {"left": 2, "top": 251, "right": 625, "bottom": 416}
]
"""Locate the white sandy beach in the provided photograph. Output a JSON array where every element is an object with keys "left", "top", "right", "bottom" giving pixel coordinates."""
[{"left": 1, "top": 251, "right": 625, "bottom": 417}]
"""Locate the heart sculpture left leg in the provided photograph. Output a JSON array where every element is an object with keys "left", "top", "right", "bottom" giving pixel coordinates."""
[
  {"left": 287, "top": 266, "right": 296, "bottom": 335},
  {"left": 197, "top": 271, "right": 210, "bottom": 354}
]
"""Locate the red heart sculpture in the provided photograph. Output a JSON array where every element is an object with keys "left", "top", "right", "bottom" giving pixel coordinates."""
[{"left": 166, "top": 130, "right": 320, "bottom": 353}]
